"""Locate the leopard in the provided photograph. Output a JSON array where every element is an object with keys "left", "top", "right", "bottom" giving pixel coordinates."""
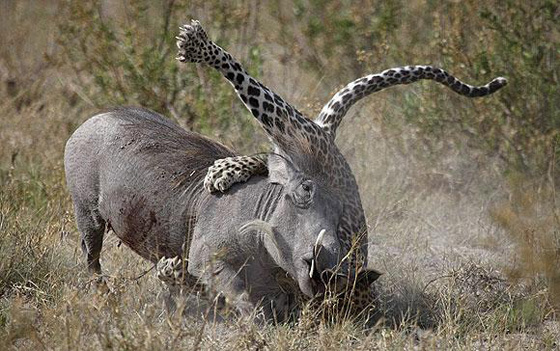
[{"left": 158, "top": 19, "right": 507, "bottom": 319}]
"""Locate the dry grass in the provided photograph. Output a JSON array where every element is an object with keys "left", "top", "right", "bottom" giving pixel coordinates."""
[{"left": 1, "top": 1, "right": 559, "bottom": 350}]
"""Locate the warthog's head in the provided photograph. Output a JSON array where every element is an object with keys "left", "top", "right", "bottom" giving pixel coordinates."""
[
  {"left": 241, "top": 143, "right": 350, "bottom": 298},
  {"left": 273, "top": 152, "right": 344, "bottom": 297}
]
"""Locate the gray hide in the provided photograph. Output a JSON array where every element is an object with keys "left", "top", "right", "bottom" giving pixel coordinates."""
[{"left": 64, "top": 107, "right": 343, "bottom": 320}]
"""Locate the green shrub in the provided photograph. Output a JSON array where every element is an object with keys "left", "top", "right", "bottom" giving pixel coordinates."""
[
  {"left": 55, "top": 0, "right": 263, "bottom": 151},
  {"left": 278, "top": 1, "right": 559, "bottom": 175}
]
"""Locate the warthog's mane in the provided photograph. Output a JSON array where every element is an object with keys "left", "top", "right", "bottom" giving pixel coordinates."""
[{"left": 109, "top": 107, "right": 238, "bottom": 252}]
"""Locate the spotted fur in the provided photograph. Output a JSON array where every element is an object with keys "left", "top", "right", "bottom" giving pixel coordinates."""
[
  {"left": 156, "top": 255, "right": 205, "bottom": 290},
  {"left": 204, "top": 66, "right": 507, "bottom": 191},
  {"left": 204, "top": 154, "right": 268, "bottom": 193},
  {"left": 315, "top": 65, "right": 507, "bottom": 135},
  {"left": 157, "top": 256, "right": 185, "bottom": 286},
  {"left": 176, "top": 20, "right": 372, "bottom": 315},
  {"left": 176, "top": 21, "right": 326, "bottom": 156}
]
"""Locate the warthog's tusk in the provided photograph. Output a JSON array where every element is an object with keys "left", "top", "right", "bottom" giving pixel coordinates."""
[
  {"left": 309, "top": 229, "right": 326, "bottom": 279},
  {"left": 315, "top": 229, "right": 325, "bottom": 249},
  {"left": 309, "top": 258, "right": 315, "bottom": 279}
]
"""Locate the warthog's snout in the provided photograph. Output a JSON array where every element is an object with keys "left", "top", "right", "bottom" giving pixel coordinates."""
[
  {"left": 297, "top": 229, "right": 344, "bottom": 297},
  {"left": 240, "top": 222, "right": 343, "bottom": 297}
]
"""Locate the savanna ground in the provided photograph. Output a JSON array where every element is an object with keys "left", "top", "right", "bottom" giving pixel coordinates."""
[{"left": 1, "top": 1, "right": 559, "bottom": 349}]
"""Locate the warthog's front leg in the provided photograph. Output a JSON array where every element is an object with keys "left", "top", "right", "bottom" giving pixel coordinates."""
[
  {"left": 157, "top": 256, "right": 258, "bottom": 318},
  {"left": 156, "top": 256, "right": 187, "bottom": 314},
  {"left": 156, "top": 256, "right": 207, "bottom": 314}
]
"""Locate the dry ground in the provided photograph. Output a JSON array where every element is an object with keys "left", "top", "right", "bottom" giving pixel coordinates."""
[{"left": 1, "top": 1, "right": 559, "bottom": 350}]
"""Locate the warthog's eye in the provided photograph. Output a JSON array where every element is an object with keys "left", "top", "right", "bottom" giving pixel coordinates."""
[{"left": 291, "top": 180, "right": 315, "bottom": 208}]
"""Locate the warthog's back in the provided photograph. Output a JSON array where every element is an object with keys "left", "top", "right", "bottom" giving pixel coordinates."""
[{"left": 64, "top": 107, "right": 235, "bottom": 262}]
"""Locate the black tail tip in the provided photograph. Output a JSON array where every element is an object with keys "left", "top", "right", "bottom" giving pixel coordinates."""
[{"left": 485, "top": 76, "right": 507, "bottom": 95}]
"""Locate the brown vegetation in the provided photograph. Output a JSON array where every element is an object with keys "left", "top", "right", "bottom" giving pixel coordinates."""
[{"left": 1, "top": 0, "right": 559, "bottom": 349}]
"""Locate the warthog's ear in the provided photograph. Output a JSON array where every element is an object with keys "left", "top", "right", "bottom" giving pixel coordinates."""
[
  {"left": 267, "top": 153, "right": 300, "bottom": 185},
  {"left": 356, "top": 268, "right": 382, "bottom": 286}
]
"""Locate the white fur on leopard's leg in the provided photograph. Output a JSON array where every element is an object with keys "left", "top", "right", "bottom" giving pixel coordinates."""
[
  {"left": 175, "top": 20, "right": 209, "bottom": 63},
  {"left": 204, "top": 155, "right": 268, "bottom": 193}
]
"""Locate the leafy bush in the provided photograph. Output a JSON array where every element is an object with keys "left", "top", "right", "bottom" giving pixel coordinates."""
[
  {"left": 55, "top": 0, "right": 263, "bottom": 151},
  {"left": 55, "top": 1, "right": 559, "bottom": 175},
  {"left": 273, "top": 1, "right": 560, "bottom": 175}
]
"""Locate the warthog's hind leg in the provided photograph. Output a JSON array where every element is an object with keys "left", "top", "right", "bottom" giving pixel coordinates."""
[{"left": 74, "top": 204, "right": 106, "bottom": 275}]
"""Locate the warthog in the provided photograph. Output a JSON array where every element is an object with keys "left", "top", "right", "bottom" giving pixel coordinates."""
[{"left": 64, "top": 106, "right": 360, "bottom": 320}]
